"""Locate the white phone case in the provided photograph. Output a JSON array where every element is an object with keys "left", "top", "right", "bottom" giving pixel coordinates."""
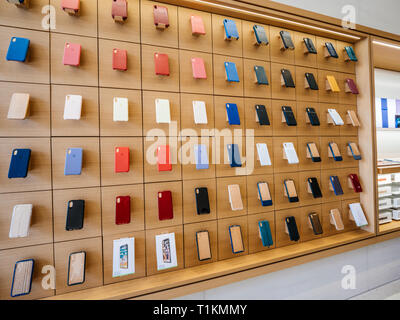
[
  {"left": 9, "top": 204, "right": 33, "bottom": 238},
  {"left": 328, "top": 108, "right": 344, "bottom": 125},
  {"left": 63, "top": 95, "right": 82, "bottom": 120},
  {"left": 193, "top": 100, "right": 208, "bottom": 124},
  {"left": 283, "top": 142, "right": 299, "bottom": 164},
  {"left": 349, "top": 203, "right": 368, "bottom": 227},
  {"left": 113, "top": 97, "right": 129, "bottom": 122},
  {"left": 155, "top": 99, "right": 171, "bottom": 124},
  {"left": 256, "top": 143, "right": 271, "bottom": 166}
]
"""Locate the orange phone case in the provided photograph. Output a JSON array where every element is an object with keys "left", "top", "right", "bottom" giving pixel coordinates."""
[{"left": 157, "top": 145, "right": 172, "bottom": 172}]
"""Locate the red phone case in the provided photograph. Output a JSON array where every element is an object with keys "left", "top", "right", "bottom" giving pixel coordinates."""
[
  {"left": 191, "top": 15, "right": 205, "bottom": 35},
  {"left": 346, "top": 78, "right": 359, "bottom": 94},
  {"left": 115, "top": 147, "right": 130, "bottom": 173},
  {"left": 349, "top": 174, "right": 362, "bottom": 193},
  {"left": 115, "top": 196, "right": 130, "bottom": 225},
  {"left": 191, "top": 57, "right": 207, "bottom": 79},
  {"left": 158, "top": 191, "right": 173, "bottom": 220},
  {"left": 63, "top": 42, "right": 81, "bottom": 66},
  {"left": 154, "top": 53, "right": 170, "bottom": 76},
  {"left": 61, "top": 0, "right": 80, "bottom": 11},
  {"left": 112, "top": 49, "right": 127, "bottom": 71},
  {"left": 153, "top": 5, "right": 169, "bottom": 28},
  {"left": 112, "top": 0, "right": 127, "bottom": 20},
  {"left": 157, "top": 145, "right": 172, "bottom": 172}
]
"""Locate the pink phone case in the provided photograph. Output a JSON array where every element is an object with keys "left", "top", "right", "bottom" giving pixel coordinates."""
[
  {"left": 190, "top": 15, "right": 206, "bottom": 35},
  {"left": 346, "top": 78, "right": 359, "bottom": 94},
  {"left": 112, "top": 49, "right": 127, "bottom": 71},
  {"left": 154, "top": 53, "right": 170, "bottom": 76},
  {"left": 63, "top": 43, "right": 81, "bottom": 66},
  {"left": 191, "top": 57, "right": 207, "bottom": 79}
]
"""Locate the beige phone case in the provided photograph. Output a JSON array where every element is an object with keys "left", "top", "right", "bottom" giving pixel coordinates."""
[
  {"left": 285, "top": 180, "right": 297, "bottom": 198},
  {"left": 228, "top": 184, "right": 244, "bottom": 211},
  {"left": 68, "top": 251, "right": 86, "bottom": 286},
  {"left": 196, "top": 231, "right": 212, "bottom": 261},
  {"left": 7, "top": 93, "right": 30, "bottom": 120},
  {"left": 329, "top": 142, "right": 341, "bottom": 157},
  {"left": 349, "top": 142, "right": 360, "bottom": 156},
  {"left": 307, "top": 143, "right": 320, "bottom": 158},
  {"left": 258, "top": 182, "right": 271, "bottom": 201},
  {"left": 11, "top": 260, "right": 34, "bottom": 297},
  {"left": 330, "top": 209, "right": 344, "bottom": 231},
  {"left": 347, "top": 110, "right": 360, "bottom": 126},
  {"left": 229, "top": 225, "right": 244, "bottom": 253}
]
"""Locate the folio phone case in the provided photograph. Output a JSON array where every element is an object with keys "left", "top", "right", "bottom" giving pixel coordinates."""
[
  {"left": 68, "top": 251, "right": 86, "bottom": 286},
  {"left": 348, "top": 142, "right": 362, "bottom": 160},
  {"left": 155, "top": 98, "right": 171, "bottom": 124},
  {"left": 191, "top": 15, "right": 206, "bottom": 35},
  {"left": 282, "top": 106, "right": 297, "bottom": 126},
  {"left": 303, "top": 37, "right": 317, "bottom": 54},
  {"left": 306, "top": 143, "right": 321, "bottom": 162},
  {"left": 344, "top": 46, "right": 358, "bottom": 62},
  {"left": 157, "top": 145, "right": 172, "bottom": 172},
  {"left": 285, "top": 216, "right": 300, "bottom": 242},
  {"left": 253, "top": 25, "right": 268, "bottom": 45},
  {"left": 329, "top": 142, "right": 343, "bottom": 161},
  {"left": 330, "top": 209, "right": 344, "bottom": 231},
  {"left": 223, "top": 19, "right": 239, "bottom": 40},
  {"left": 257, "top": 182, "right": 272, "bottom": 206},
  {"left": 328, "top": 108, "right": 344, "bottom": 125},
  {"left": 115, "top": 147, "right": 130, "bottom": 173},
  {"left": 281, "top": 69, "right": 295, "bottom": 88},
  {"left": 8, "top": 93, "right": 30, "bottom": 120},
  {"left": 228, "top": 184, "right": 243, "bottom": 211},
  {"left": 330, "top": 176, "right": 344, "bottom": 196},
  {"left": 63, "top": 43, "right": 81, "bottom": 66},
  {"left": 346, "top": 78, "right": 359, "bottom": 94},
  {"left": 305, "top": 73, "right": 319, "bottom": 90},
  {"left": 195, "top": 187, "right": 210, "bottom": 215},
  {"left": 112, "top": 49, "right": 127, "bottom": 71},
  {"left": 256, "top": 143, "right": 271, "bottom": 166},
  {"left": 113, "top": 97, "right": 129, "bottom": 121},
  {"left": 284, "top": 180, "right": 299, "bottom": 203},
  {"left": 6, "top": 37, "right": 30, "bottom": 62},
  {"left": 306, "top": 107, "right": 320, "bottom": 126},
  {"left": 158, "top": 191, "right": 173, "bottom": 220},
  {"left": 325, "top": 42, "right": 338, "bottom": 58},
  {"left": 194, "top": 144, "right": 209, "bottom": 170},
  {"left": 227, "top": 144, "right": 242, "bottom": 168},
  {"left": 349, "top": 174, "right": 363, "bottom": 193},
  {"left": 115, "top": 196, "right": 130, "bottom": 225},
  {"left": 224, "top": 62, "right": 240, "bottom": 82},
  {"left": 9, "top": 204, "right": 32, "bottom": 238},
  {"left": 255, "top": 105, "right": 270, "bottom": 125},
  {"left": 191, "top": 57, "right": 207, "bottom": 79},
  {"left": 192, "top": 100, "right": 208, "bottom": 124},
  {"left": 309, "top": 213, "right": 323, "bottom": 235},
  {"left": 154, "top": 53, "right": 170, "bottom": 76},
  {"left": 279, "top": 30, "right": 294, "bottom": 49},
  {"left": 64, "top": 148, "right": 83, "bottom": 175},
  {"left": 254, "top": 66, "right": 269, "bottom": 85},
  {"left": 196, "top": 231, "right": 212, "bottom": 261},
  {"left": 308, "top": 177, "right": 322, "bottom": 199},
  {"left": 229, "top": 225, "right": 244, "bottom": 254},
  {"left": 226, "top": 103, "right": 240, "bottom": 125},
  {"left": 259, "top": 221, "right": 273, "bottom": 247},
  {"left": 112, "top": 0, "right": 128, "bottom": 22},
  {"left": 66, "top": 200, "right": 85, "bottom": 231},
  {"left": 8, "top": 148, "right": 31, "bottom": 178},
  {"left": 11, "top": 259, "right": 34, "bottom": 298},
  {"left": 153, "top": 5, "right": 169, "bottom": 28},
  {"left": 283, "top": 142, "right": 299, "bottom": 164},
  {"left": 63, "top": 95, "right": 82, "bottom": 120}
]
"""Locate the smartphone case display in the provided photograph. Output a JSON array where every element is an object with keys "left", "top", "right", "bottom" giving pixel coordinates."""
[
  {"left": 113, "top": 237, "right": 135, "bottom": 277},
  {"left": 155, "top": 232, "right": 177, "bottom": 270}
]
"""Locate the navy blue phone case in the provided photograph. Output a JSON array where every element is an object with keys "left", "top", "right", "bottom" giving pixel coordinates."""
[
  {"left": 330, "top": 176, "right": 344, "bottom": 196},
  {"left": 8, "top": 148, "right": 31, "bottom": 179}
]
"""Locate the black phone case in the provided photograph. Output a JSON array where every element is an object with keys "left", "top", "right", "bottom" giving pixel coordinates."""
[
  {"left": 306, "top": 107, "right": 320, "bottom": 126},
  {"left": 286, "top": 216, "right": 300, "bottom": 241},
  {"left": 326, "top": 42, "right": 338, "bottom": 58},
  {"left": 303, "top": 37, "right": 317, "bottom": 54},
  {"left": 66, "top": 200, "right": 85, "bottom": 231},
  {"left": 195, "top": 188, "right": 210, "bottom": 215},
  {"left": 281, "top": 69, "right": 295, "bottom": 88},
  {"left": 309, "top": 213, "right": 323, "bottom": 235},
  {"left": 255, "top": 105, "right": 270, "bottom": 126},
  {"left": 279, "top": 31, "right": 294, "bottom": 49},
  {"left": 282, "top": 106, "right": 297, "bottom": 126},
  {"left": 308, "top": 178, "right": 322, "bottom": 198},
  {"left": 305, "top": 73, "right": 319, "bottom": 90}
]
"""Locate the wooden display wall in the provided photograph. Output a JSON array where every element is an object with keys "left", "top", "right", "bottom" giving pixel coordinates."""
[{"left": 0, "top": 0, "right": 375, "bottom": 299}]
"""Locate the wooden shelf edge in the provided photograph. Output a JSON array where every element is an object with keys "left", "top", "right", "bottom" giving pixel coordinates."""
[{"left": 379, "top": 220, "right": 400, "bottom": 234}]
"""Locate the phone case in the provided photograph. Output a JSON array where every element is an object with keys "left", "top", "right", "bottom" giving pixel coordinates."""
[
  {"left": 192, "top": 100, "right": 208, "bottom": 124},
  {"left": 255, "top": 105, "right": 270, "bottom": 125},
  {"left": 194, "top": 144, "right": 209, "bottom": 170},
  {"left": 344, "top": 46, "right": 358, "bottom": 62},
  {"left": 227, "top": 144, "right": 242, "bottom": 168},
  {"left": 158, "top": 191, "right": 173, "bottom": 220},
  {"left": 153, "top": 5, "right": 169, "bottom": 28},
  {"left": 115, "top": 196, "right": 130, "bottom": 225},
  {"left": 64, "top": 148, "right": 83, "bottom": 175},
  {"left": 113, "top": 97, "right": 129, "bottom": 121},
  {"left": 253, "top": 25, "right": 268, "bottom": 45},
  {"left": 349, "top": 174, "right": 363, "bottom": 193},
  {"left": 157, "top": 145, "right": 172, "bottom": 172},
  {"left": 345, "top": 78, "right": 359, "bottom": 94},
  {"left": 328, "top": 108, "right": 344, "bottom": 125},
  {"left": 9, "top": 204, "right": 32, "bottom": 238},
  {"left": 155, "top": 98, "right": 171, "bottom": 124},
  {"left": 191, "top": 57, "right": 207, "bottom": 79},
  {"left": 154, "top": 53, "right": 170, "bottom": 76},
  {"left": 229, "top": 225, "right": 244, "bottom": 253},
  {"left": 112, "top": 0, "right": 127, "bottom": 21},
  {"left": 11, "top": 259, "right": 34, "bottom": 297},
  {"left": 303, "top": 37, "right": 317, "bottom": 54},
  {"left": 61, "top": 0, "right": 80, "bottom": 14},
  {"left": 329, "top": 142, "right": 343, "bottom": 161},
  {"left": 308, "top": 177, "right": 322, "bottom": 199},
  {"left": 306, "top": 143, "right": 321, "bottom": 162},
  {"left": 112, "top": 48, "right": 127, "bottom": 71},
  {"left": 284, "top": 180, "right": 299, "bottom": 203},
  {"left": 258, "top": 221, "right": 273, "bottom": 247},
  {"left": 349, "top": 203, "right": 368, "bottom": 227},
  {"left": 196, "top": 231, "right": 212, "bottom": 261},
  {"left": 8, "top": 148, "right": 31, "bottom": 179},
  {"left": 226, "top": 103, "right": 241, "bottom": 125},
  {"left": 282, "top": 106, "right": 297, "bottom": 126},
  {"left": 68, "top": 251, "right": 86, "bottom": 286},
  {"left": 195, "top": 187, "right": 210, "bottom": 215},
  {"left": 63, "top": 42, "right": 81, "bottom": 66},
  {"left": 309, "top": 213, "right": 323, "bottom": 235},
  {"left": 7, "top": 0, "right": 29, "bottom": 8},
  {"left": 283, "top": 142, "right": 299, "bottom": 164},
  {"left": 325, "top": 42, "right": 338, "bottom": 58},
  {"left": 66, "top": 200, "right": 85, "bottom": 231},
  {"left": 115, "top": 147, "right": 129, "bottom": 173},
  {"left": 223, "top": 19, "right": 239, "bottom": 40},
  {"left": 257, "top": 182, "right": 272, "bottom": 206},
  {"left": 305, "top": 73, "right": 319, "bottom": 90},
  {"left": 191, "top": 15, "right": 206, "bottom": 35},
  {"left": 279, "top": 30, "right": 294, "bottom": 50},
  {"left": 347, "top": 110, "right": 360, "bottom": 127},
  {"left": 281, "top": 69, "right": 295, "bottom": 88},
  {"left": 330, "top": 176, "right": 344, "bottom": 196},
  {"left": 6, "top": 37, "right": 30, "bottom": 62},
  {"left": 326, "top": 75, "right": 340, "bottom": 92},
  {"left": 254, "top": 65, "right": 269, "bottom": 85},
  {"left": 7, "top": 93, "right": 30, "bottom": 120},
  {"left": 224, "top": 62, "right": 240, "bottom": 82},
  {"left": 228, "top": 184, "right": 244, "bottom": 211},
  {"left": 285, "top": 216, "right": 300, "bottom": 242},
  {"left": 63, "top": 95, "right": 82, "bottom": 120},
  {"left": 330, "top": 209, "right": 344, "bottom": 231},
  {"left": 306, "top": 107, "right": 320, "bottom": 126},
  {"left": 256, "top": 143, "right": 271, "bottom": 166},
  {"left": 348, "top": 142, "right": 362, "bottom": 160}
]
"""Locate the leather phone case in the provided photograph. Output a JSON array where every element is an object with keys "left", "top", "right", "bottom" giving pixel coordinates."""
[
  {"left": 256, "top": 143, "right": 271, "bottom": 166},
  {"left": 113, "top": 97, "right": 129, "bottom": 121},
  {"left": 309, "top": 213, "right": 323, "bottom": 235},
  {"left": 9, "top": 204, "right": 32, "bottom": 238},
  {"left": 8, "top": 93, "right": 30, "bottom": 120},
  {"left": 8, "top": 148, "right": 31, "bottom": 179},
  {"left": 194, "top": 144, "right": 209, "bottom": 170},
  {"left": 68, "top": 251, "right": 86, "bottom": 286},
  {"left": 325, "top": 42, "right": 338, "bottom": 58},
  {"left": 224, "top": 61, "right": 240, "bottom": 82},
  {"left": 303, "top": 37, "right": 317, "bottom": 54},
  {"left": 259, "top": 220, "right": 273, "bottom": 247},
  {"left": 330, "top": 176, "right": 344, "bottom": 195},
  {"left": 6, "top": 37, "right": 30, "bottom": 62},
  {"left": 255, "top": 105, "right": 270, "bottom": 125},
  {"left": 307, "top": 143, "right": 321, "bottom": 162},
  {"left": 282, "top": 106, "right": 297, "bottom": 126},
  {"left": 285, "top": 216, "right": 300, "bottom": 241},
  {"left": 345, "top": 46, "right": 358, "bottom": 62},
  {"left": 253, "top": 25, "right": 268, "bottom": 45},
  {"left": 157, "top": 145, "right": 172, "bottom": 172},
  {"left": 112, "top": 0, "right": 128, "bottom": 21},
  {"left": 330, "top": 208, "right": 344, "bottom": 231},
  {"left": 115, "top": 147, "right": 129, "bottom": 173},
  {"left": 306, "top": 107, "right": 320, "bottom": 126},
  {"left": 229, "top": 225, "right": 244, "bottom": 253},
  {"left": 284, "top": 180, "right": 299, "bottom": 203},
  {"left": 329, "top": 142, "right": 343, "bottom": 161},
  {"left": 115, "top": 196, "right": 130, "bottom": 225},
  {"left": 347, "top": 110, "right": 360, "bottom": 127},
  {"left": 63, "top": 42, "right": 81, "bottom": 66},
  {"left": 227, "top": 144, "right": 242, "bottom": 168},
  {"left": 283, "top": 142, "right": 299, "bottom": 164},
  {"left": 326, "top": 75, "right": 340, "bottom": 92},
  {"left": 305, "top": 73, "right": 319, "bottom": 90},
  {"left": 191, "top": 15, "right": 206, "bottom": 35},
  {"left": 228, "top": 184, "right": 244, "bottom": 211},
  {"left": 195, "top": 187, "right": 210, "bottom": 215},
  {"left": 223, "top": 19, "right": 239, "bottom": 40},
  {"left": 112, "top": 48, "right": 127, "bottom": 71},
  {"left": 346, "top": 78, "right": 359, "bottom": 94},
  {"left": 349, "top": 174, "right": 363, "bottom": 193},
  {"left": 153, "top": 5, "right": 169, "bottom": 28},
  {"left": 191, "top": 57, "right": 207, "bottom": 79},
  {"left": 154, "top": 53, "right": 170, "bottom": 76},
  {"left": 11, "top": 259, "right": 34, "bottom": 297},
  {"left": 254, "top": 65, "right": 269, "bottom": 85},
  {"left": 196, "top": 231, "right": 212, "bottom": 261},
  {"left": 348, "top": 142, "right": 361, "bottom": 160},
  {"left": 155, "top": 98, "right": 171, "bottom": 124},
  {"left": 66, "top": 200, "right": 85, "bottom": 231},
  {"left": 281, "top": 69, "right": 295, "bottom": 88},
  {"left": 308, "top": 177, "right": 322, "bottom": 198},
  {"left": 193, "top": 100, "right": 208, "bottom": 124},
  {"left": 158, "top": 191, "right": 173, "bottom": 220},
  {"left": 64, "top": 148, "right": 83, "bottom": 175},
  {"left": 226, "top": 103, "right": 241, "bottom": 125},
  {"left": 279, "top": 30, "right": 294, "bottom": 49},
  {"left": 64, "top": 95, "right": 82, "bottom": 120},
  {"left": 257, "top": 182, "right": 272, "bottom": 206}
]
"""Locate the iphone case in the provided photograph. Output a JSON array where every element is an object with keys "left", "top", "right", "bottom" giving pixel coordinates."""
[
  {"left": 226, "top": 103, "right": 241, "bottom": 125},
  {"left": 224, "top": 62, "right": 240, "bottom": 82},
  {"left": 255, "top": 105, "right": 270, "bottom": 125},
  {"left": 259, "top": 221, "right": 273, "bottom": 247},
  {"left": 344, "top": 46, "right": 358, "bottom": 62},
  {"left": 283, "top": 142, "right": 299, "bottom": 164},
  {"left": 309, "top": 213, "right": 323, "bottom": 235},
  {"left": 303, "top": 37, "right": 317, "bottom": 54},
  {"left": 227, "top": 144, "right": 242, "bottom": 168},
  {"left": 7, "top": 93, "right": 30, "bottom": 120},
  {"left": 306, "top": 107, "right": 320, "bottom": 126},
  {"left": 256, "top": 143, "right": 271, "bottom": 166},
  {"left": 68, "top": 251, "right": 86, "bottom": 286},
  {"left": 63, "top": 95, "right": 82, "bottom": 120},
  {"left": 191, "top": 57, "right": 207, "bottom": 79},
  {"left": 66, "top": 200, "right": 85, "bottom": 231},
  {"left": 158, "top": 191, "right": 173, "bottom": 220},
  {"left": 349, "top": 174, "right": 363, "bottom": 193},
  {"left": 253, "top": 25, "right": 268, "bottom": 45},
  {"left": 285, "top": 216, "right": 300, "bottom": 241},
  {"left": 279, "top": 30, "right": 294, "bottom": 49},
  {"left": 257, "top": 182, "right": 272, "bottom": 206},
  {"left": 63, "top": 42, "right": 81, "bottom": 66},
  {"left": 306, "top": 143, "right": 321, "bottom": 162},
  {"left": 154, "top": 53, "right": 170, "bottom": 76},
  {"left": 194, "top": 144, "right": 209, "bottom": 170},
  {"left": 115, "top": 147, "right": 129, "bottom": 173},
  {"left": 115, "top": 196, "right": 130, "bottom": 225},
  {"left": 325, "top": 42, "right": 338, "bottom": 58},
  {"left": 281, "top": 69, "right": 295, "bottom": 88},
  {"left": 308, "top": 177, "right": 322, "bottom": 198},
  {"left": 191, "top": 15, "right": 205, "bottom": 35},
  {"left": 223, "top": 19, "right": 239, "bottom": 40},
  {"left": 326, "top": 75, "right": 340, "bottom": 92},
  {"left": 157, "top": 145, "right": 172, "bottom": 172},
  {"left": 153, "top": 5, "right": 169, "bottom": 28},
  {"left": 229, "top": 225, "right": 244, "bottom": 253},
  {"left": 330, "top": 176, "right": 344, "bottom": 196},
  {"left": 282, "top": 106, "right": 297, "bottom": 126},
  {"left": 9, "top": 204, "right": 33, "bottom": 238},
  {"left": 6, "top": 37, "right": 30, "bottom": 62},
  {"left": 113, "top": 97, "right": 129, "bottom": 121},
  {"left": 328, "top": 109, "right": 344, "bottom": 125},
  {"left": 228, "top": 184, "right": 243, "bottom": 211},
  {"left": 254, "top": 65, "right": 269, "bottom": 85},
  {"left": 112, "top": 49, "right": 127, "bottom": 71},
  {"left": 284, "top": 180, "right": 299, "bottom": 203},
  {"left": 195, "top": 187, "right": 210, "bottom": 215},
  {"left": 348, "top": 142, "right": 362, "bottom": 160},
  {"left": 329, "top": 142, "right": 343, "bottom": 161},
  {"left": 349, "top": 203, "right": 368, "bottom": 227},
  {"left": 330, "top": 209, "right": 344, "bottom": 231},
  {"left": 8, "top": 148, "right": 31, "bottom": 179},
  {"left": 305, "top": 73, "right": 319, "bottom": 90},
  {"left": 112, "top": 0, "right": 128, "bottom": 21},
  {"left": 11, "top": 259, "right": 34, "bottom": 297},
  {"left": 193, "top": 100, "right": 208, "bottom": 124},
  {"left": 155, "top": 98, "right": 171, "bottom": 124},
  {"left": 64, "top": 148, "right": 83, "bottom": 175},
  {"left": 196, "top": 231, "right": 212, "bottom": 261},
  {"left": 346, "top": 78, "right": 359, "bottom": 94},
  {"left": 61, "top": 0, "right": 80, "bottom": 13},
  {"left": 347, "top": 110, "right": 360, "bottom": 127}
]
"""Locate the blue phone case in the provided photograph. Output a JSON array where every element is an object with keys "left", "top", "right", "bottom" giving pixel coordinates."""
[
  {"left": 64, "top": 148, "right": 83, "bottom": 175},
  {"left": 345, "top": 46, "right": 358, "bottom": 62},
  {"left": 229, "top": 225, "right": 244, "bottom": 254},
  {"left": 223, "top": 19, "right": 239, "bottom": 40},
  {"left": 254, "top": 65, "right": 269, "bottom": 85},
  {"left": 330, "top": 176, "right": 344, "bottom": 196},
  {"left": 194, "top": 144, "right": 209, "bottom": 170},
  {"left": 10, "top": 259, "right": 34, "bottom": 298},
  {"left": 8, "top": 148, "right": 31, "bottom": 179},
  {"left": 227, "top": 144, "right": 242, "bottom": 168},
  {"left": 226, "top": 103, "right": 241, "bottom": 125},
  {"left": 259, "top": 221, "right": 273, "bottom": 247},
  {"left": 253, "top": 25, "right": 268, "bottom": 45},
  {"left": 257, "top": 182, "right": 273, "bottom": 207},
  {"left": 6, "top": 37, "right": 30, "bottom": 62},
  {"left": 224, "top": 62, "right": 240, "bottom": 82},
  {"left": 348, "top": 144, "right": 362, "bottom": 161},
  {"left": 329, "top": 143, "right": 343, "bottom": 162}
]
